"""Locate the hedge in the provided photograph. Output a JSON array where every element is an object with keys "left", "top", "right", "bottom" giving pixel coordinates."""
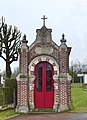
[
  {"left": 0, "top": 87, "right": 13, "bottom": 106},
  {"left": 5, "top": 78, "right": 17, "bottom": 106},
  {"left": 0, "top": 78, "right": 17, "bottom": 106},
  {"left": 5, "top": 78, "right": 17, "bottom": 89}
]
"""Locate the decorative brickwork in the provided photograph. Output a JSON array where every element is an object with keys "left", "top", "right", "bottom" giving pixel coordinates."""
[
  {"left": 17, "top": 80, "right": 28, "bottom": 106},
  {"left": 16, "top": 35, "right": 29, "bottom": 113},
  {"left": 20, "top": 50, "right": 28, "bottom": 74},
  {"left": 16, "top": 23, "right": 71, "bottom": 113},
  {"left": 58, "top": 80, "right": 69, "bottom": 111},
  {"left": 67, "top": 81, "right": 71, "bottom": 109}
]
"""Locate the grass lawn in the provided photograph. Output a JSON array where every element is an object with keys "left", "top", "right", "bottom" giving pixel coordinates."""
[
  {"left": 0, "top": 109, "right": 17, "bottom": 120},
  {"left": 71, "top": 84, "right": 87, "bottom": 112}
]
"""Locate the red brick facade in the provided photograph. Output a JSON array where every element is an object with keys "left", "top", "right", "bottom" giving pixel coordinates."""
[{"left": 16, "top": 25, "right": 71, "bottom": 113}]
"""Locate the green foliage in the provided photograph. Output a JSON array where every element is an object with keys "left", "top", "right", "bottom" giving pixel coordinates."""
[
  {"left": 5, "top": 78, "right": 17, "bottom": 106},
  {"left": 0, "top": 87, "right": 13, "bottom": 106},
  {"left": 0, "top": 78, "right": 17, "bottom": 107},
  {"left": 71, "top": 84, "right": 87, "bottom": 112},
  {"left": 0, "top": 109, "right": 17, "bottom": 119},
  {"left": 5, "top": 78, "right": 17, "bottom": 89},
  {"left": 0, "top": 88, "right": 3, "bottom": 104}
]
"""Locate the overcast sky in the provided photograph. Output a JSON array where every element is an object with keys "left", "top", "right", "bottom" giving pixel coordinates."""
[{"left": 0, "top": 0, "right": 87, "bottom": 72}]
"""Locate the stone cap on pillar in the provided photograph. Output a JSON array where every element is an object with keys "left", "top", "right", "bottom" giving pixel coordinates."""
[
  {"left": 22, "top": 34, "right": 28, "bottom": 43},
  {"left": 60, "top": 33, "right": 66, "bottom": 44},
  {"left": 60, "top": 33, "right": 67, "bottom": 49},
  {"left": 16, "top": 73, "right": 28, "bottom": 81},
  {"left": 21, "top": 34, "right": 29, "bottom": 50}
]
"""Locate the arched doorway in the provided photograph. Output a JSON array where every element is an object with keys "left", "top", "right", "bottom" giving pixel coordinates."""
[{"left": 34, "top": 61, "right": 54, "bottom": 108}]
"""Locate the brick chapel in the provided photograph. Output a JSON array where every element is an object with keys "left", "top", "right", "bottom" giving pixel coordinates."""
[{"left": 16, "top": 15, "right": 72, "bottom": 113}]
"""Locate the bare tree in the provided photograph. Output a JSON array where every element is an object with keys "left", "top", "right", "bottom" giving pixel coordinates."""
[{"left": 0, "top": 17, "right": 21, "bottom": 78}]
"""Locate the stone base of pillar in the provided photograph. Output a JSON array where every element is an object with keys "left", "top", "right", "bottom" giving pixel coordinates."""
[
  {"left": 16, "top": 105, "right": 29, "bottom": 113},
  {"left": 58, "top": 104, "right": 69, "bottom": 112},
  {"left": 53, "top": 103, "right": 59, "bottom": 112}
]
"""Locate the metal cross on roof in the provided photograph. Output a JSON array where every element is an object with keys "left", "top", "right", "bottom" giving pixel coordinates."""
[{"left": 41, "top": 15, "right": 47, "bottom": 26}]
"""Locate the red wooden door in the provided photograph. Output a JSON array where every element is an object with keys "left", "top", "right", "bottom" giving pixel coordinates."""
[{"left": 34, "top": 62, "right": 54, "bottom": 108}]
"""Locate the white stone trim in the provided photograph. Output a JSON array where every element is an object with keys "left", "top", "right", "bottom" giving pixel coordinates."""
[
  {"left": 28, "top": 55, "right": 59, "bottom": 77},
  {"left": 28, "top": 55, "right": 59, "bottom": 110},
  {"left": 16, "top": 73, "right": 28, "bottom": 81}
]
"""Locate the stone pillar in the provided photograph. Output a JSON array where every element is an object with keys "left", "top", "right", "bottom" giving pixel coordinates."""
[
  {"left": 16, "top": 35, "right": 29, "bottom": 113},
  {"left": 16, "top": 78, "right": 29, "bottom": 113},
  {"left": 67, "top": 80, "right": 71, "bottom": 110},
  {"left": 19, "top": 35, "right": 28, "bottom": 74},
  {"left": 58, "top": 34, "right": 71, "bottom": 112}
]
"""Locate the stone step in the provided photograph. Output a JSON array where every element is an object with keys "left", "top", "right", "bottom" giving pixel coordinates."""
[
  {"left": 28, "top": 108, "right": 58, "bottom": 114},
  {"left": 32, "top": 108, "right": 53, "bottom": 112},
  {"left": 28, "top": 112, "right": 57, "bottom": 115}
]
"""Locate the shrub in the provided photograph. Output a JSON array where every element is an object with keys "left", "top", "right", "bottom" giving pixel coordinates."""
[
  {"left": 5, "top": 78, "right": 17, "bottom": 89},
  {"left": 5, "top": 78, "right": 17, "bottom": 106},
  {"left": 0, "top": 87, "right": 13, "bottom": 106},
  {"left": 0, "top": 78, "right": 17, "bottom": 106}
]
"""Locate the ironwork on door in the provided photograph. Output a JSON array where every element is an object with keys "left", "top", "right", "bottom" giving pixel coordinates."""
[{"left": 34, "top": 61, "right": 54, "bottom": 108}]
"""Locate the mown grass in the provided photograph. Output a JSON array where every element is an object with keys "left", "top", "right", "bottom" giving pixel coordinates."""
[
  {"left": 71, "top": 83, "right": 87, "bottom": 112},
  {"left": 0, "top": 109, "right": 17, "bottom": 120}
]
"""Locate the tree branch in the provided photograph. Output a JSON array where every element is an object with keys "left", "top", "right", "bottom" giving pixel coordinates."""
[{"left": 0, "top": 54, "right": 6, "bottom": 61}]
